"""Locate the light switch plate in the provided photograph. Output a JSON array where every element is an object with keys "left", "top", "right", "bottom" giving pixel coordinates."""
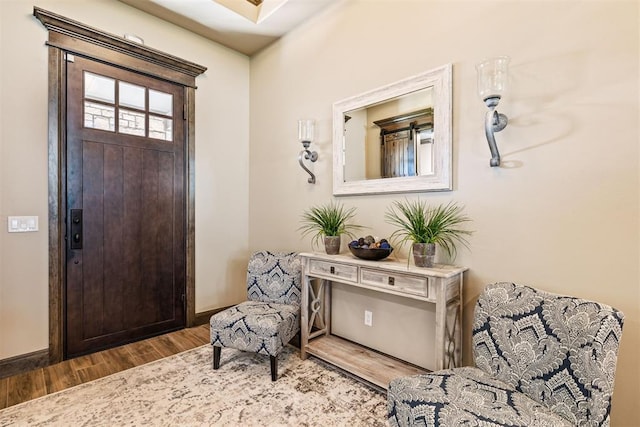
[{"left": 7, "top": 216, "right": 38, "bottom": 233}]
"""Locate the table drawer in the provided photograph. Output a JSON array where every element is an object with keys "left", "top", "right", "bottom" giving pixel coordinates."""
[
  {"left": 309, "top": 259, "right": 358, "bottom": 283},
  {"left": 360, "top": 268, "right": 429, "bottom": 297}
]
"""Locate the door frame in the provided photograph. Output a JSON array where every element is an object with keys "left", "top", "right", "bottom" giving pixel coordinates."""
[{"left": 34, "top": 7, "right": 207, "bottom": 363}]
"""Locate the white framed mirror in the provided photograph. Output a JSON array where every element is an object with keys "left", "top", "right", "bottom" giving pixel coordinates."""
[{"left": 333, "top": 64, "right": 452, "bottom": 196}]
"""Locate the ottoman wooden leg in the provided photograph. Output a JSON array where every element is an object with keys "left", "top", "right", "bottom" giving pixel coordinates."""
[
  {"left": 270, "top": 355, "right": 277, "bottom": 381},
  {"left": 213, "top": 346, "right": 221, "bottom": 370}
]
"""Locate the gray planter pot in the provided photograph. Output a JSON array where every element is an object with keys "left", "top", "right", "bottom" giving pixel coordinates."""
[
  {"left": 324, "top": 235, "right": 341, "bottom": 255},
  {"left": 412, "top": 242, "right": 436, "bottom": 267}
]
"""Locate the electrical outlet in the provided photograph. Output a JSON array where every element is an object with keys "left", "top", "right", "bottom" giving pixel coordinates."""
[{"left": 364, "top": 310, "right": 373, "bottom": 326}]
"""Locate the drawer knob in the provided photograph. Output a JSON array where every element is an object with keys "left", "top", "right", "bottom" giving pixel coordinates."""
[
  {"left": 330, "top": 266, "right": 335, "bottom": 274},
  {"left": 388, "top": 277, "right": 395, "bottom": 286}
]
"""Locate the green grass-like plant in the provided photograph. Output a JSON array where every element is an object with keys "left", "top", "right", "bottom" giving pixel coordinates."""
[
  {"left": 385, "top": 199, "right": 472, "bottom": 259},
  {"left": 299, "top": 202, "right": 363, "bottom": 249}
]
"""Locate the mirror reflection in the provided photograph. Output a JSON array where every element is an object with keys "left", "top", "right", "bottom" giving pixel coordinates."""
[
  {"left": 333, "top": 64, "right": 452, "bottom": 196},
  {"left": 343, "top": 87, "right": 434, "bottom": 181}
]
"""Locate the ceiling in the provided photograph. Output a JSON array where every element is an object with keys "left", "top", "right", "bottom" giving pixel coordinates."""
[{"left": 118, "top": 0, "right": 339, "bottom": 56}]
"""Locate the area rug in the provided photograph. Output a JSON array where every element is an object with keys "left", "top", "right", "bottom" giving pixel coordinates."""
[{"left": 0, "top": 345, "right": 387, "bottom": 426}]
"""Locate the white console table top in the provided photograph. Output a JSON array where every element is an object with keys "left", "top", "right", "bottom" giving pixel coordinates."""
[{"left": 300, "top": 252, "right": 467, "bottom": 277}]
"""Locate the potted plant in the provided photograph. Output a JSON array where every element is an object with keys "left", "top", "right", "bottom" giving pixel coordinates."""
[
  {"left": 385, "top": 199, "right": 472, "bottom": 267},
  {"left": 299, "top": 202, "right": 363, "bottom": 254}
]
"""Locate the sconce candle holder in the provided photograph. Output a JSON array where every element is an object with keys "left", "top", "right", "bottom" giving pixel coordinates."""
[
  {"left": 476, "top": 56, "right": 510, "bottom": 167},
  {"left": 298, "top": 119, "right": 318, "bottom": 184}
]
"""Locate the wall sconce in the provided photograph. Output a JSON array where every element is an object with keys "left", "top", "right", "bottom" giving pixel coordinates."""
[
  {"left": 298, "top": 119, "right": 318, "bottom": 184},
  {"left": 476, "top": 56, "right": 510, "bottom": 167}
]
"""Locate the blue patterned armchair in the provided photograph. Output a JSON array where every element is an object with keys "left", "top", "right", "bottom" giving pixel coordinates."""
[
  {"left": 210, "top": 251, "right": 301, "bottom": 381},
  {"left": 388, "top": 282, "right": 625, "bottom": 426}
]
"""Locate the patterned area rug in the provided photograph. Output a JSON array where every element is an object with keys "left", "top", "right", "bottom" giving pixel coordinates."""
[{"left": 0, "top": 345, "right": 387, "bottom": 426}]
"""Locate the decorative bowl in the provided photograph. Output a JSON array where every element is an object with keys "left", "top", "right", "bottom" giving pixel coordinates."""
[{"left": 348, "top": 245, "right": 393, "bottom": 261}]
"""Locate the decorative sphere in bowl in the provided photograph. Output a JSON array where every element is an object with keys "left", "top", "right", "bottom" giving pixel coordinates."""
[{"left": 348, "top": 245, "right": 393, "bottom": 261}]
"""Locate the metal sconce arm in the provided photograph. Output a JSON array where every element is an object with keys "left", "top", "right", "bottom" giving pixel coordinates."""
[
  {"left": 298, "top": 141, "right": 318, "bottom": 184},
  {"left": 483, "top": 96, "right": 508, "bottom": 167}
]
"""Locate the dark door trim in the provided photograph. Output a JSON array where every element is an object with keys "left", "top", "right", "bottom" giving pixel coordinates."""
[{"left": 34, "top": 7, "right": 207, "bottom": 364}]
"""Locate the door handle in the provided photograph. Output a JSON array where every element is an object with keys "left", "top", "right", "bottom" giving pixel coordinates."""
[{"left": 70, "top": 209, "right": 83, "bottom": 249}]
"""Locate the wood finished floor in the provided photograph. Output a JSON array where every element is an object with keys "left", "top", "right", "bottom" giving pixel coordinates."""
[{"left": 0, "top": 324, "right": 210, "bottom": 411}]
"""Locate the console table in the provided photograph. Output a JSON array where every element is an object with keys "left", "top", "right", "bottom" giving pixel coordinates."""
[{"left": 299, "top": 252, "right": 467, "bottom": 389}]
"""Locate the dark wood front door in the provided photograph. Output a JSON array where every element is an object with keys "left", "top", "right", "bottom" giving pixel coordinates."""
[{"left": 65, "top": 56, "right": 186, "bottom": 358}]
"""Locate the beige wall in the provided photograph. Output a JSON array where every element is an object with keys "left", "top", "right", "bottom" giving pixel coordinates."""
[
  {"left": 0, "top": 0, "right": 250, "bottom": 358},
  {"left": 249, "top": 0, "right": 639, "bottom": 424}
]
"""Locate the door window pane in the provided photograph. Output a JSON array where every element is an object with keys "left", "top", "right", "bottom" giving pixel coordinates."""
[
  {"left": 85, "top": 101, "right": 115, "bottom": 131},
  {"left": 119, "top": 109, "right": 146, "bottom": 136},
  {"left": 119, "top": 81, "right": 145, "bottom": 110},
  {"left": 85, "top": 72, "right": 115, "bottom": 103},
  {"left": 149, "top": 89, "right": 172, "bottom": 115},
  {"left": 149, "top": 115, "right": 173, "bottom": 141}
]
